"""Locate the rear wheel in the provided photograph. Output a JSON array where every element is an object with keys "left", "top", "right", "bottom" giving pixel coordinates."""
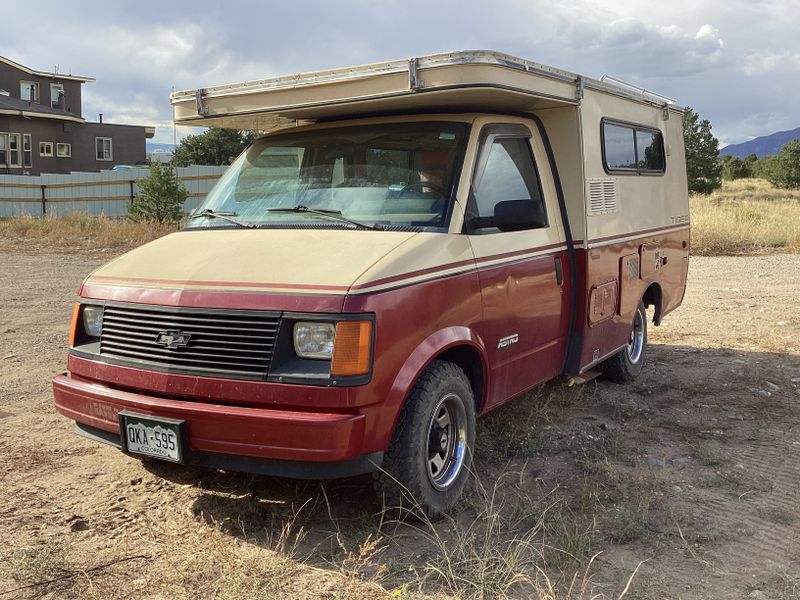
[
  {"left": 602, "top": 301, "right": 647, "bottom": 383},
  {"left": 374, "top": 360, "right": 475, "bottom": 520}
]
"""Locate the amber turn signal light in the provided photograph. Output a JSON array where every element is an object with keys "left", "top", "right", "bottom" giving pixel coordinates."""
[
  {"left": 330, "top": 320, "right": 372, "bottom": 377},
  {"left": 69, "top": 303, "right": 80, "bottom": 347}
]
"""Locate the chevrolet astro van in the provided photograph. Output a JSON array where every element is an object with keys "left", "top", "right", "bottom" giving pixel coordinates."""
[{"left": 53, "top": 51, "right": 690, "bottom": 517}]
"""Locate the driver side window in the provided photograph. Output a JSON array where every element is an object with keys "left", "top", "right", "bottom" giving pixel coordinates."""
[{"left": 473, "top": 137, "right": 545, "bottom": 221}]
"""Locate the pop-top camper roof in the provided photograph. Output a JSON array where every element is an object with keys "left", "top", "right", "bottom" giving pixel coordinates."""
[{"left": 170, "top": 50, "right": 681, "bottom": 131}]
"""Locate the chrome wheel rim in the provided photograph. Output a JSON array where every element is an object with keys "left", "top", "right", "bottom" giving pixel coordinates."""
[
  {"left": 626, "top": 307, "right": 645, "bottom": 364},
  {"left": 426, "top": 393, "right": 467, "bottom": 491}
]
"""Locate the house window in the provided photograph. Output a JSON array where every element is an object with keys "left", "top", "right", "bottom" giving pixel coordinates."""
[
  {"left": 23, "top": 134, "right": 32, "bottom": 168},
  {"left": 8, "top": 133, "right": 21, "bottom": 167},
  {"left": 56, "top": 143, "right": 71, "bottom": 157},
  {"left": 95, "top": 137, "right": 113, "bottom": 161},
  {"left": 20, "top": 81, "right": 39, "bottom": 102},
  {"left": 602, "top": 120, "right": 665, "bottom": 174},
  {"left": 40, "top": 141, "right": 54, "bottom": 157},
  {"left": 50, "top": 83, "right": 64, "bottom": 109},
  {"left": 0, "top": 133, "right": 21, "bottom": 167}
]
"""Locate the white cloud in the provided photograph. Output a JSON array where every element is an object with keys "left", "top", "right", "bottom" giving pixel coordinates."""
[
  {"left": 561, "top": 18, "right": 726, "bottom": 78},
  {"left": 743, "top": 51, "right": 800, "bottom": 76}
]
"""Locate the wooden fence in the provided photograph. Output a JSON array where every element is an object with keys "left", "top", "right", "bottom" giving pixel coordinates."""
[{"left": 0, "top": 166, "right": 228, "bottom": 218}]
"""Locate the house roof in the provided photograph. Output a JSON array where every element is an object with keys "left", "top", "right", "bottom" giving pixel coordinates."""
[
  {"left": 0, "top": 94, "right": 85, "bottom": 123},
  {"left": 0, "top": 55, "right": 95, "bottom": 82}
]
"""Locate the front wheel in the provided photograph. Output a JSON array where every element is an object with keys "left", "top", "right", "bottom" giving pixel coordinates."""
[
  {"left": 602, "top": 301, "right": 648, "bottom": 383},
  {"left": 374, "top": 360, "right": 476, "bottom": 520}
]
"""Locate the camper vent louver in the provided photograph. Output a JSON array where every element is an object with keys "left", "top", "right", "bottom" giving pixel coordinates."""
[{"left": 586, "top": 178, "right": 618, "bottom": 215}]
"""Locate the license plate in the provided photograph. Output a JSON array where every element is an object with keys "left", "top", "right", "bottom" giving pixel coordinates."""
[{"left": 119, "top": 412, "right": 185, "bottom": 463}]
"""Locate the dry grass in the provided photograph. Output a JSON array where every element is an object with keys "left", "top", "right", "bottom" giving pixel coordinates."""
[
  {"left": 580, "top": 460, "right": 665, "bottom": 544},
  {"left": 0, "top": 214, "right": 178, "bottom": 251},
  {"left": 693, "top": 442, "right": 726, "bottom": 467},
  {"left": 690, "top": 178, "right": 800, "bottom": 255},
  {"left": 410, "top": 473, "right": 613, "bottom": 600},
  {"left": 5, "top": 538, "right": 71, "bottom": 586}
]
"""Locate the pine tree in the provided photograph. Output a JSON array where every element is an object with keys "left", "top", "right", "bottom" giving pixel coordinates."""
[
  {"left": 683, "top": 107, "right": 722, "bottom": 194},
  {"left": 128, "top": 162, "right": 188, "bottom": 223}
]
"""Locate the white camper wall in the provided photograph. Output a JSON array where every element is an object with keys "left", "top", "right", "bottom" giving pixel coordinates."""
[
  {"left": 579, "top": 89, "right": 688, "bottom": 246},
  {"left": 534, "top": 105, "right": 587, "bottom": 245}
]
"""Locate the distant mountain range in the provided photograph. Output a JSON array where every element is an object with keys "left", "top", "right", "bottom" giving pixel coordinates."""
[
  {"left": 146, "top": 142, "right": 176, "bottom": 154},
  {"left": 721, "top": 127, "right": 800, "bottom": 158}
]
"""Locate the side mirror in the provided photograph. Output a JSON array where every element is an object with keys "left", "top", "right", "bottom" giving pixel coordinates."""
[{"left": 470, "top": 200, "right": 547, "bottom": 232}]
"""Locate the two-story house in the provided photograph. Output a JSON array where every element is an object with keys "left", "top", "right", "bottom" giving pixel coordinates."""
[{"left": 0, "top": 55, "right": 155, "bottom": 175}]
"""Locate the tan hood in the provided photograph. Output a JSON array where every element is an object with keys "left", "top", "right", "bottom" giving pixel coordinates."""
[{"left": 86, "top": 229, "right": 417, "bottom": 295}]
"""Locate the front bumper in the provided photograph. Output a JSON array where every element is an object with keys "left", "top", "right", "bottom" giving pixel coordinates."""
[{"left": 53, "top": 372, "right": 378, "bottom": 475}]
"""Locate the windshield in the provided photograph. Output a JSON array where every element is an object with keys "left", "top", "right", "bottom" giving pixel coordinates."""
[{"left": 185, "top": 121, "right": 468, "bottom": 230}]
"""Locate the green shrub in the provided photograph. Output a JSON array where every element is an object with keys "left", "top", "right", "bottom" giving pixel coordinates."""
[
  {"left": 128, "top": 162, "right": 188, "bottom": 223},
  {"left": 721, "top": 155, "right": 752, "bottom": 181},
  {"left": 765, "top": 139, "right": 800, "bottom": 189}
]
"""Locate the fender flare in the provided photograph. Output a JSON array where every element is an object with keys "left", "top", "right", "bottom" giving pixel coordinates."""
[{"left": 383, "top": 326, "right": 489, "bottom": 431}]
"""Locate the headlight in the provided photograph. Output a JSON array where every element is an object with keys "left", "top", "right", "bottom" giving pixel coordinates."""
[
  {"left": 83, "top": 305, "right": 104, "bottom": 338},
  {"left": 293, "top": 322, "right": 335, "bottom": 359}
]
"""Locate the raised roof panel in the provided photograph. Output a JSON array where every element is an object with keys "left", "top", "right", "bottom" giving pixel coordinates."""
[{"left": 170, "top": 50, "right": 680, "bottom": 131}]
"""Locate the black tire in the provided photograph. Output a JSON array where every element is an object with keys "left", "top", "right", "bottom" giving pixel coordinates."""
[
  {"left": 374, "top": 360, "right": 476, "bottom": 520},
  {"left": 602, "top": 301, "right": 648, "bottom": 383}
]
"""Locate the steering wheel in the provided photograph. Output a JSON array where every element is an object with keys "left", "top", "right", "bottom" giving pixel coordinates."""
[{"left": 398, "top": 181, "right": 448, "bottom": 198}]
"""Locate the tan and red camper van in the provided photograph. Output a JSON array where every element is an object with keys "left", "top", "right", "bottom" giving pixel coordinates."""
[{"left": 53, "top": 51, "right": 690, "bottom": 517}]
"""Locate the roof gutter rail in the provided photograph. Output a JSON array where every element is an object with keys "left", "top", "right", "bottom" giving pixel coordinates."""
[{"left": 598, "top": 74, "right": 678, "bottom": 105}]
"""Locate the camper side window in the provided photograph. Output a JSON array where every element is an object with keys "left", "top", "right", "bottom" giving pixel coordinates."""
[
  {"left": 602, "top": 120, "right": 665, "bottom": 174},
  {"left": 473, "top": 137, "right": 545, "bottom": 226}
]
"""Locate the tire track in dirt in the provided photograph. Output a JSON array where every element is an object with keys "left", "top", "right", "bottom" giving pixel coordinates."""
[{"left": 696, "top": 437, "right": 800, "bottom": 573}]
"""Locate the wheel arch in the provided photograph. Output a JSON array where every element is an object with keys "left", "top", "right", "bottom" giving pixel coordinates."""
[
  {"left": 434, "top": 344, "right": 486, "bottom": 413},
  {"left": 642, "top": 282, "right": 663, "bottom": 325},
  {"left": 384, "top": 327, "right": 489, "bottom": 436}
]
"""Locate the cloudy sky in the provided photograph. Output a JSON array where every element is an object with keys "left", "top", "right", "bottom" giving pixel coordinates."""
[{"left": 4, "top": 0, "right": 799, "bottom": 146}]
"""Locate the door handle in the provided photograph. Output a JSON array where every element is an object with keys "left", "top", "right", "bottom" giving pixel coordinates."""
[{"left": 554, "top": 256, "right": 563, "bottom": 286}]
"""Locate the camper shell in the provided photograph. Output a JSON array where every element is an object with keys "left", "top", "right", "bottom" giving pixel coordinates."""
[{"left": 54, "top": 51, "right": 689, "bottom": 517}]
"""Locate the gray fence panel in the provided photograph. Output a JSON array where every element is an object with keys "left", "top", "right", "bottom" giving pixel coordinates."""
[
  {"left": 0, "top": 174, "right": 43, "bottom": 217},
  {"left": 0, "top": 166, "right": 227, "bottom": 218}
]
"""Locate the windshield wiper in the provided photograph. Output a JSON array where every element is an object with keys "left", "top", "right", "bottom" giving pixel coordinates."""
[
  {"left": 188, "top": 209, "right": 255, "bottom": 229},
  {"left": 267, "top": 205, "right": 382, "bottom": 231}
]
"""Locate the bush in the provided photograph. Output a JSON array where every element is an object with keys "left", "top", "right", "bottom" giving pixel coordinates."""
[
  {"left": 752, "top": 154, "right": 776, "bottom": 180},
  {"left": 128, "top": 162, "right": 188, "bottom": 223},
  {"left": 765, "top": 139, "right": 800, "bottom": 189},
  {"left": 720, "top": 155, "right": 752, "bottom": 181}
]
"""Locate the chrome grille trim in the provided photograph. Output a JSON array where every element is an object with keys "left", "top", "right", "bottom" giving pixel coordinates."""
[{"left": 99, "top": 303, "right": 281, "bottom": 380}]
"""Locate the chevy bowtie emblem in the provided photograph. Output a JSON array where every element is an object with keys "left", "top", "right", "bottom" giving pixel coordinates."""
[{"left": 155, "top": 330, "right": 192, "bottom": 349}]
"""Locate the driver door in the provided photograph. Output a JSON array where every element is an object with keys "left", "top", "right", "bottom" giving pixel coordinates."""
[{"left": 465, "top": 120, "right": 569, "bottom": 407}]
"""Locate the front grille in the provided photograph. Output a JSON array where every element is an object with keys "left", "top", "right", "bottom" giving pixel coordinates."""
[{"left": 99, "top": 304, "right": 280, "bottom": 380}]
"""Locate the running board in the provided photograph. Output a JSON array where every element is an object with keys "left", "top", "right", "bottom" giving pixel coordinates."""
[{"left": 564, "top": 370, "right": 602, "bottom": 386}]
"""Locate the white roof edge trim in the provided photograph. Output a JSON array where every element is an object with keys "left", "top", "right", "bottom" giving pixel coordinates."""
[
  {"left": 0, "top": 55, "right": 95, "bottom": 82},
  {"left": 169, "top": 50, "right": 682, "bottom": 112},
  {"left": 0, "top": 108, "right": 86, "bottom": 123}
]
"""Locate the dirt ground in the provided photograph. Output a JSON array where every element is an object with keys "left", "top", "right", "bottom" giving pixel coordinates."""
[{"left": 0, "top": 250, "right": 798, "bottom": 599}]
